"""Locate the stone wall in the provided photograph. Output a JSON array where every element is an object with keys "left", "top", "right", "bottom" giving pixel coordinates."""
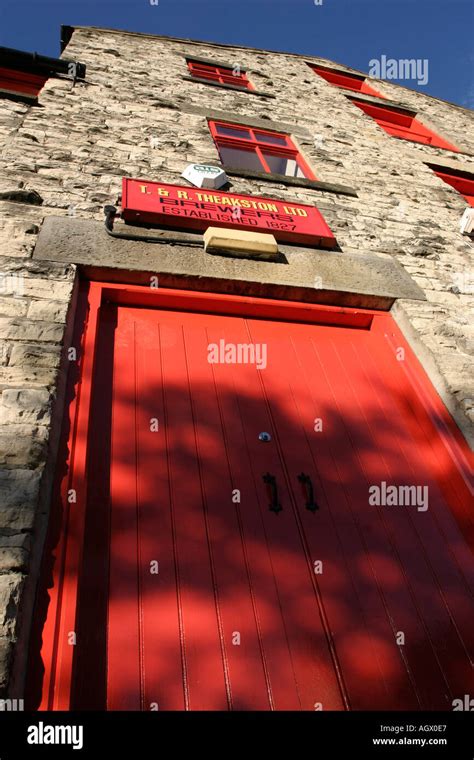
[{"left": 0, "top": 26, "right": 472, "bottom": 696}]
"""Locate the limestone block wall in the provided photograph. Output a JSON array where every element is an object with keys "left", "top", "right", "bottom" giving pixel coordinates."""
[{"left": 0, "top": 26, "right": 472, "bottom": 695}]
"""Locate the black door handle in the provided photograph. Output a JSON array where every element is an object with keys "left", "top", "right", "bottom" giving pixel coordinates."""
[
  {"left": 263, "top": 473, "right": 282, "bottom": 514},
  {"left": 298, "top": 473, "right": 319, "bottom": 512}
]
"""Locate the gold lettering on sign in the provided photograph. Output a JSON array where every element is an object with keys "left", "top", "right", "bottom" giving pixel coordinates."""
[
  {"left": 150, "top": 185, "right": 308, "bottom": 217},
  {"left": 258, "top": 203, "right": 278, "bottom": 212},
  {"left": 283, "top": 206, "right": 307, "bottom": 216},
  {"left": 194, "top": 193, "right": 279, "bottom": 212}
]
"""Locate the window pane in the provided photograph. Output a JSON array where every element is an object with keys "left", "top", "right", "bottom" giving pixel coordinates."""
[
  {"left": 262, "top": 152, "right": 307, "bottom": 178},
  {"left": 192, "top": 70, "right": 219, "bottom": 81},
  {"left": 215, "top": 124, "right": 252, "bottom": 140},
  {"left": 221, "top": 75, "right": 247, "bottom": 87},
  {"left": 189, "top": 63, "right": 217, "bottom": 75},
  {"left": 218, "top": 145, "right": 264, "bottom": 172},
  {"left": 255, "top": 132, "right": 288, "bottom": 146},
  {"left": 190, "top": 63, "right": 215, "bottom": 72}
]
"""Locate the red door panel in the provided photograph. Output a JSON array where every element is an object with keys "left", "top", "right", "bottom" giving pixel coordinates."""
[
  {"left": 172, "top": 313, "right": 276, "bottom": 710},
  {"left": 106, "top": 306, "right": 347, "bottom": 710},
  {"left": 204, "top": 314, "right": 346, "bottom": 710},
  {"left": 295, "top": 328, "right": 466, "bottom": 708},
  {"left": 246, "top": 319, "right": 420, "bottom": 709},
  {"left": 32, "top": 285, "right": 474, "bottom": 711},
  {"left": 248, "top": 318, "right": 474, "bottom": 708}
]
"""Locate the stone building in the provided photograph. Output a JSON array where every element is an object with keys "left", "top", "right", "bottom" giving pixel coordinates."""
[{"left": 0, "top": 25, "right": 473, "bottom": 710}]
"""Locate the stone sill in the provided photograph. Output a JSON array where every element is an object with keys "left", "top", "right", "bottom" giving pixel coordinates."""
[
  {"left": 224, "top": 166, "right": 358, "bottom": 196},
  {"left": 305, "top": 59, "right": 372, "bottom": 83},
  {"left": 184, "top": 54, "right": 260, "bottom": 75},
  {"left": 181, "top": 75, "right": 275, "bottom": 98},
  {"left": 0, "top": 89, "right": 39, "bottom": 106},
  {"left": 201, "top": 109, "right": 311, "bottom": 139},
  {"left": 33, "top": 216, "right": 426, "bottom": 311},
  {"left": 344, "top": 91, "right": 417, "bottom": 115},
  {"left": 424, "top": 156, "right": 474, "bottom": 177},
  {"left": 389, "top": 134, "right": 466, "bottom": 155}
]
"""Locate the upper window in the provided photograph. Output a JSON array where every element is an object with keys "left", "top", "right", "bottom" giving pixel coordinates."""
[
  {"left": 187, "top": 60, "right": 253, "bottom": 90},
  {"left": 309, "top": 64, "right": 384, "bottom": 98},
  {"left": 351, "top": 100, "right": 459, "bottom": 152},
  {"left": 430, "top": 166, "right": 474, "bottom": 206},
  {"left": 208, "top": 121, "right": 316, "bottom": 179}
]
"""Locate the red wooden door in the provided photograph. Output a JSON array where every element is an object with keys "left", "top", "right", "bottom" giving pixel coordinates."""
[{"left": 33, "top": 285, "right": 474, "bottom": 711}]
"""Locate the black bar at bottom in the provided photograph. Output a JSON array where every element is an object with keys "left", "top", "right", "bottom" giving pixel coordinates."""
[{"left": 0, "top": 710, "right": 473, "bottom": 758}]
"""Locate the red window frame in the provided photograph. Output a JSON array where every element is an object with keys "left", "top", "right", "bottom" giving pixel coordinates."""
[
  {"left": 187, "top": 60, "right": 253, "bottom": 90},
  {"left": 431, "top": 166, "right": 474, "bottom": 206},
  {"left": 309, "top": 64, "right": 384, "bottom": 98},
  {"left": 0, "top": 67, "right": 47, "bottom": 97},
  {"left": 208, "top": 120, "right": 317, "bottom": 179},
  {"left": 351, "top": 99, "right": 459, "bottom": 152}
]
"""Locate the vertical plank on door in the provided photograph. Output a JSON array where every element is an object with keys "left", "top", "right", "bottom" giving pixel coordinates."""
[{"left": 107, "top": 307, "right": 141, "bottom": 709}]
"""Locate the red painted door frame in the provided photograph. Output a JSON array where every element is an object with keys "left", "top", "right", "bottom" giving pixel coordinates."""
[{"left": 29, "top": 280, "right": 474, "bottom": 711}]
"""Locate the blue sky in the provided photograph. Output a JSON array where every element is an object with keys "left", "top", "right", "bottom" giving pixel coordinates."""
[{"left": 0, "top": 0, "right": 473, "bottom": 108}]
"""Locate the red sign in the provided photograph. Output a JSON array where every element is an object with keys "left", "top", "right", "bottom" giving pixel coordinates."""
[{"left": 121, "top": 178, "right": 336, "bottom": 248}]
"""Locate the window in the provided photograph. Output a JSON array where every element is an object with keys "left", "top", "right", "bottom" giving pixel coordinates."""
[
  {"left": 208, "top": 121, "right": 316, "bottom": 179},
  {"left": 309, "top": 64, "right": 383, "bottom": 98},
  {"left": 351, "top": 100, "right": 459, "bottom": 152},
  {"left": 430, "top": 166, "right": 474, "bottom": 206},
  {"left": 187, "top": 60, "right": 253, "bottom": 90}
]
